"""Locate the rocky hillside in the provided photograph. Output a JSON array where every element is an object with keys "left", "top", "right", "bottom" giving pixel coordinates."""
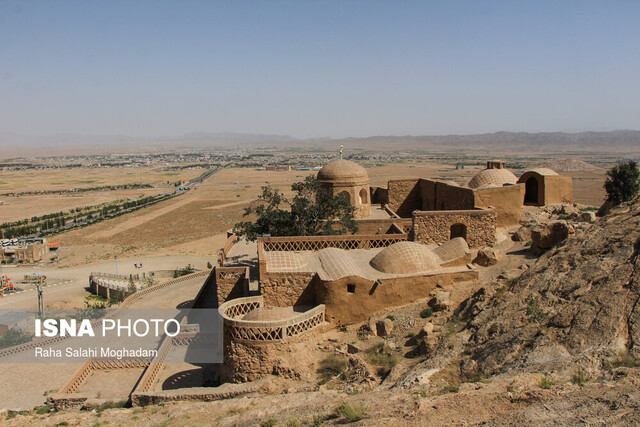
[
  {"left": 5, "top": 200, "right": 640, "bottom": 426},
  {"left": 460, "top": 197, "right": 640, "bottom": 378}
]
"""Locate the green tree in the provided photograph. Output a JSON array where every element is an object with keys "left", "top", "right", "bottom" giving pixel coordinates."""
[
  {"left": 604, "top": 160, "right": 640, "bottom": 205},
  {"left": 234, "top": 176, "right": 358, "bottom": 241}
]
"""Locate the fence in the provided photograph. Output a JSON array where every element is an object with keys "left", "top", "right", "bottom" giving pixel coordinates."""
[
  {"left": 58, "top": 357, "right": 153, "bottom": 394},
  {"left": 218, "top": 232, "right": 238, "bottom": 266},
  {"left": 258, "top": 233, "right": 409, "bottom": 252},
  {"left": 90, "top": 272, "right": 142, "bottom": 281},
  {"left": 218, "top": 296, "right": 325, "bottom": 342}
]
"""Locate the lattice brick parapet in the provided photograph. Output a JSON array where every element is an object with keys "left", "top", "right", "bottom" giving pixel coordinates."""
[
  {"left": 259, "top": 233, "right": 408, "bottom": 252},
  {"left": 219, "top": 296, "right": 325, "bottom": 343}
]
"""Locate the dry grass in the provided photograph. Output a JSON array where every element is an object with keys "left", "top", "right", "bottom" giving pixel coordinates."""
[{"left": 0, "top": 165, "right": 204, "bottom": 192}]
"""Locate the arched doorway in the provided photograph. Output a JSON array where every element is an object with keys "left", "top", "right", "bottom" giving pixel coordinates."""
[
  {"left": 358, "top": 188, "right": 368, "bottom": 204},
  {"left": 450, "top": 223, "right": 467, "bottom": 240},
  {"left": 524, "top": 177, "right": 539, "bottom": 205},
  {"left": 338, "top": 190, "right": 351, "bottom": 204}
]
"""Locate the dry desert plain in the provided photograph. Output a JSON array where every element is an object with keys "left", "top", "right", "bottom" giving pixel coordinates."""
[
  {"left": 2, "top": 161, "right": 608, "bottom": 269},
  {"left": 0, "top": 157, "right": 616, "bottom": 417},
  {"left": 0, "top": 165, "right": 206, "bottom": 223}
]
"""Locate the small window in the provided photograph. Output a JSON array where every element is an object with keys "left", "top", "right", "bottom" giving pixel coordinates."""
[{"left": 347, "top": 284, "right": 356, "bottom": 293}]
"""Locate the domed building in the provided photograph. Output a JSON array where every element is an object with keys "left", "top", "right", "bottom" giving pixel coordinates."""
[
  {"left": 518, "top": 167, "right": 572, "bottom": 206},
  {"left": 317, "top": 159, "right": 371, "bottom": 218},
  {"left": 370, "top": 241, "right": 441, "bottom": 274},
  {"left": 467, "top": 164, "right": 518, "bottom": 189}
]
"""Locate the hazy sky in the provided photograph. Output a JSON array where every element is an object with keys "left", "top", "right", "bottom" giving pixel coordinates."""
[{"left": 1, "top": 0, "right": 639, "bottom": 139}]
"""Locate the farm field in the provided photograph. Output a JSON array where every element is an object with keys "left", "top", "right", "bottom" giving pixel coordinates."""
[
  {"left": 0, "top": 165, "right": 206, "bottom": 223},
  {"left": 0, "top": 165, "right": 205, "bottom": 192},
  {"left": 43, "top": 160, "right": 607, "bottom": 268}
]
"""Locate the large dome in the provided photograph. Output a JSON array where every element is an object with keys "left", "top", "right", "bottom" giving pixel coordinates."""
[
  {"left": 317, "top": 159, "right": 368, "bottom": 184},
  {"left": 468, "top": 168, "right": 518, "bottom": 189},
  {"left": 370, "top": 241, "right": 441, "bottom": 274}
]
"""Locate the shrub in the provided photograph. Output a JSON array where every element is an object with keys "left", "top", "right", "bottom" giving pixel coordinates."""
[
  {"left": 35, "top": 403, "right": 52, "bottom": 414},
  {"left": 260, "top": 418, "right": 278, "bottom": 427},
  {"left": 365, "top": 342, "right": 398, "bottom": 369},
  {"left": 96, "top": 400, "right": 128, "bottom": 412},
  {"left": 609, "top": 351, "right": 640, "bottom": 368},
  {"left": 571, "top": 371, "right": 587, "bottom": 386},
  {"left": 206, "top": 261, "right": 213, "bottom": 269},
  {"left": 334, "top": 403, "right": 365, "bottom": 422},
  {"left": 312, "top": 414, "right": 327, "bottom": 426},
  {"left": 318, "top": 354, "right": 348, "bottom": 383},
  {"left": 386, "top": 315, "right": 395, "bottom": 321},
  {"left": 525, "top": 296, "right": 547, "bottom": 322},
  {"left": 604, "top": 160, "right": 640, "bottom": 205},
  {"left": 538, "top": 377, "right": 555, "bottom": 389},
  {"left": 441, "top": 381, "right": 460, "bottom": 394},
  {"left": 420, "top": 308, "right": 433, "bottom": 318},
  {"left": 174, "top": 264, "right": 196, "bottom": 278}
]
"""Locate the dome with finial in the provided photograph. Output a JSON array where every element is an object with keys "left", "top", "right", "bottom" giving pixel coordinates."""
[{"left": 317, "top": 159, "right": 369, "bottom": 184}]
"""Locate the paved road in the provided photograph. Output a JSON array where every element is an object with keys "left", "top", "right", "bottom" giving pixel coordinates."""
[
  {"left": 0, "top": 279, "right": 78, "bottom": 309},
  {"left": 0, "top": 255, "right": 213, "bottom": 310}
]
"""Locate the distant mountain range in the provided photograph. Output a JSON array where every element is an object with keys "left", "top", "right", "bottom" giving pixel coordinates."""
[
  {"left": 0, "top": 130, "right": 638, "bottom": 158},
  {"left": 324, "top": 130, "right": 640, "bottom": 152}
]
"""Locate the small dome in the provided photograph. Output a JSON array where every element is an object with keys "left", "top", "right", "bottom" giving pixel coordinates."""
[
  {"left": 468, "top": 168, "right": 518, "bottom": 189},
  {"left": 370, "top": 241, "right": 441, "bottom": 274},
  {"left": 433, "top": 237, "right": 470, "bottom": 264},
  {"left": 318, "top": 247, "right": 362, "bottom": 280},
  {"left": 317, "top": 159, "right": 368, "bottom": 183}
]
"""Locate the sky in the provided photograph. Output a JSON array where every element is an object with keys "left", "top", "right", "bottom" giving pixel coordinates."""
[{"left": 1, "top": 0, "right": 639, "bottom": 139}]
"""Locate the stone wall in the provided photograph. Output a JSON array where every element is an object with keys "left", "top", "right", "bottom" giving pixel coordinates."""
[
  {"left": 260, "top": 272, "right": 316, "bottom": 307},
  {"left": 220, "top": 335, "right": 316, "bottom": 383},
  {"left": 215, "top": 267, "right": 249, "bottom": 305},
  {"left": 132, "top": 383, "right": 260, "bottom": 407},
  {"left": 371, "top": 186, "right": 388, "bottom": 204},
  {"left": 386, "top": 177, "right": 525, "bottom": 227},
  {"left": 89, "top": 277, "right": 133, "bottom": 301},
  {"left": 413, "top": 209, "right": 496, "bottom": 247},
  {"left": 419, "top": 180, "right": 476, "bottom": 211},
  {"left": 354, "top": 218, "right": 412, "bottom": 235},
  {"left": 387, "top": 179, "right": 421, "bottom": 217}
]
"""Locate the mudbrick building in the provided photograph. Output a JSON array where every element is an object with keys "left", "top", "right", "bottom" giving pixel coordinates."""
[
  {"left": 33, "top": 158, "right": 575, "bottom": 407},
  {"left": 212, "top": 159, "right": 573, "bottom": 383}
]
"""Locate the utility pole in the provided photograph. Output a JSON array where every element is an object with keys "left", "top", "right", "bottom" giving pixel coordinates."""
[
  {"left": 36, "top": 278, "right": 44, "bottom": 317},
  {"left": 115, "top": 255, "right": 118, "bottom": 277}
]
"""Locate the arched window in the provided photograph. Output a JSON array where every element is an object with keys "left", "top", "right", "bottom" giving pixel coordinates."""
[
  {"left": 358, "top": 187, "right": 368, "bottom": 204},
  {"left": 338, "top": 190, "right": 351, "bottom": 204}
]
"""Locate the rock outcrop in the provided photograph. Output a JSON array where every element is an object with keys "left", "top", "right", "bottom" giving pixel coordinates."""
[
  {"left": 460, "top": 198, "right": 640, "bottom": 378},
  {"left": 473, "top": 247, "right": 501, "bottom": 266},
  {"left": 531, "top": 220, "right": 571, "bottom": 250}
]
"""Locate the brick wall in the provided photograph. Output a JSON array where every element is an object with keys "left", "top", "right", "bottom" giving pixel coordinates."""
[{"left": 260, "top": 272, "right": 316, "bottom": 307}]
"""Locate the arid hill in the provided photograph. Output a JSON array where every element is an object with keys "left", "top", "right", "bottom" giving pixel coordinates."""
[{"left": 539, "top": 158, "right": 604, "bottom": 172}]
